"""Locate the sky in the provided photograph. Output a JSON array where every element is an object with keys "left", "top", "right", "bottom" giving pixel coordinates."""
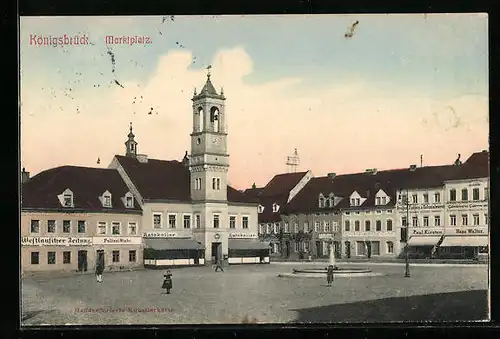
[{"left": 20, "top": 14, "right": 489, "bottom": 190}]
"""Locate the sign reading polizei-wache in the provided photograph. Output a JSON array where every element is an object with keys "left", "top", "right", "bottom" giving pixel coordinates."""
[
  {"left": 92, "top": 237, "right": 142, "bottom": 245},
  {"left": 228, "top": 233, "right": 258, "bottom": 239},
  {"left": 21, "top": 236, "right": 93, "bottom": 246}
]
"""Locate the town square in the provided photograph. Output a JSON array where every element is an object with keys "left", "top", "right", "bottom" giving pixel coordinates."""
[{"left": 20, "top": 14, "right": 489, "bottom": 325}]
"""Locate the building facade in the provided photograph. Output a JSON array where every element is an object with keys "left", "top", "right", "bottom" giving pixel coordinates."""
[{"left": 21, "top": 167, "right": 143, "bottom": 273}]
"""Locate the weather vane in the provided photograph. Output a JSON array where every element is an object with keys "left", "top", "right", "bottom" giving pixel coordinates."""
[{"left": 206, "top": 65, "right": 212, "bottom": 78}]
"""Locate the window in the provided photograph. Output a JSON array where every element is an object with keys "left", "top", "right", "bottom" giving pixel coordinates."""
[
  {"left": 63, "top": 220, "right": 71, "bottom": 233},
  {"left": 484, "top": 187, "right": 489, "bottom": 200},
  {"left": 314, "top": 221, "right": 320, "bottom": 232},
  {"left": 423, "top": 216, "right": 429, "bottom": 227},
  {"left": 229, "top": 216, "right": 236, "bottom": 229},
  {"left": 77, "top": 220, "right": 86, "bottom": 233},
  {"left": 213, "top": 214, "right": 220, "bottom": 228},
  {"left": 386, "top": 219, "right": 393, "bottom": 231},
  {"left": 304, "top": 222, "right": 309, "bottom": 232},
  {"left": 354, "top": 220, "right": 360, "bottom": 232},
  {"left": 212, "top": 178, "right": 216, "bottom": 190},
  {"left": 462, "top": 214, "right": 468, "bottom": 226},
  {"left": 103, "top": 194, "right": 111, "bottom": 207},
  {"left": 473, "top": 214, "right": 480, "bottom": 226},
  {"left": 47, "top": 220, "right": 56, "bottom": 233},
  {"left": 450, "top": 215, "right": 457, "bottom": 226},
  {"left": 304, "top": 242, "right": 310, "bottom": 251},
  {"left": 266, "top": 224, "right": 271, "bottom": 234},
  {"left": 284, "top": 222, "right": 289, "bottom": 233},
  {"left": 63, "top": 193, "right": 73, "bottom": 207},
  {"left": 356, "top": 198, "right": 360, "bottom": 206},
  {"left": 376, "top": 197, "right": 381, "bottom": 205},
  {"left": 63, "top": 251, "right": 71, "bottom": 264},
  {"left": 376, "top": 210, "right": 382, "bottom": 214},
  {"left": 461, "top": 189, "right": 468, "bottom": 201},
  {"left": 259, "top": 224, "right": 264, "bottom": 234},
  {"left": 295, "top": 242, "right": 300, "bottom": 252},
  {"left": 112, "top": 222, "right": 121, "bottom": 235},
  {"left": 153, "top": 214, "right": 162, "bottom": 228},
  {"left": 319, "top": 197, "right": 325, "bottom": 208},
  {"left": 386, "top": 242, "right": 394, "bottom": 254},
  {"left": 423, "top": 193, "right": 429, "bottom": 203},
  {"left": 258, "top": 205, "right": 264, "bottom": 213},
  {"left": 473, "top": 188, "right": 480, "bottom": 201},
  {"left": 401, "top": 194, "right": 408, "bottom": 204},
  {"left": 168, "top": 214, "right": 177, "bottom": 228},
  {"left": 294, "top": 222, "right": 299, "bottom": 233},
  {"left": 434, "top": 192, "right": 441, "bottom": 203},
  {"left": 183, "top": 215, "right": 191, "bottom": 229},
  {"left": 129, "top": 250, "right": 136, "bottom": 262},
  {"left": 195, "top": 215, "right": 201, "bottom": 228},
  {"left": 365, "top": 220, "right": 371, "bottom": 232},
  {"left": 376, "top": 220, "right": 382, "bottom": 231},
  {"left": 47, "top": 252, "right": 56, "bottom": 264},
  {"left": 272, "top": 204, "right": 280, "bottom": 213},
  {"left": 412, "top": 216, "right": 418, "bottom": 227},
  {"left": 31, "top": 252, "right": 39, "bottom": 265},
  {"left": 345, "top": 220, "right": 350, "bottom": 232},
  {"left": 401, "top": 216, "right": 407, "bottom": 227},
  {"left": 274, "top": 223, "right": 279, "bottom": 233},
  {"left": 216, "top": 178, "right": 220, "bottom": 190},
  {"left": 333, "top": 221, "right": 339, "bottom": 232},
  {"left": 381, "top": 197, "right": 387, "bottom": 205},
  {"left": 386, "top": 209, "right": 392, "bottom": 213},
  {"left": 98, "top": 222, "right": 107, "bottom": 235},
  {"left": 485, "top": 213, "right": 488, "bottom": 225},
  {"left": 112, "top": 250, "right": 120, "bottom": 263},
  {"left": 350, "top": 198, "right": 355, "bottom": 206},
  {"left": 30, "top": 220, "right": 40, "bottom": 233},
  {"left": 434, "top": 215, "right": 441, "bottom": 227},
  {"left": 128, "top": 222, "right": 137, "bottom": 235},
  {"left": 242, "top": 216, "right": 249, "bottom": 229},
  {"left": 371, "top": 241, "right": 380, "bottom": 256},
  {"left": 356, "top": 241, "right": 366, "bottom": 256},
  {"left": 195, "top": 178, "right": 202, "bottom": 190},
  {"left": 324, "top": 221, "right": 331, "bottom": 232},
  {"left": 126, "top": 196, "right": 134, "bottom": 208},
  {"left": 449, "top": 189, "right": 457, "bottom": 202}
]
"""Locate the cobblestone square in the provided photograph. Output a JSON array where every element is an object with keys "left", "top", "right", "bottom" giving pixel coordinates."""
[{"left": 21, "top": 263, "right": 488, "bottom": 325}]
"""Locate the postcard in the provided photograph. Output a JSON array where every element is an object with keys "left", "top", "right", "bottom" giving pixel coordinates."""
[{"left": 20, "top": 14, "right": 489, "bottom": 326}]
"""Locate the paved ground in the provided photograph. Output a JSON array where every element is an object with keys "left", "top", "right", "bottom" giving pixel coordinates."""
[{"left": 21, "top": 263, "right": 489, "bottom": 325}]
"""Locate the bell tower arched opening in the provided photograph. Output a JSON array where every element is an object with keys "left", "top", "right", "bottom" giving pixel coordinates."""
[{"left": 210, "top": 106, "right": 220, "bottom": 133}]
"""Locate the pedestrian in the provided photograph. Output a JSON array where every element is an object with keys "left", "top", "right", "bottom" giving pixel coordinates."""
[
  {"left": 162, "top": 270, "right": 173, "bottom": 294},
  {"left": 95, "top": 261, "right": 104, "bottom": 283},
  {"left": 326, "top": 264, "right": 334, "bottom": 287},
  {"left": 214, "top": 258, "right": 224, "bottom": 272}
]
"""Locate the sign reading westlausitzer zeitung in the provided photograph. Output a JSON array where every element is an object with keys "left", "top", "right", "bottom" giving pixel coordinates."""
[{"left": 21, "top": 237, "right": 93, "bottom": 246}]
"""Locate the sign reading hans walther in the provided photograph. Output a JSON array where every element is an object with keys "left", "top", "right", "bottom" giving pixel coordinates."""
[{"left": 21, "top": 236, "right": 93, "bottom": 246}]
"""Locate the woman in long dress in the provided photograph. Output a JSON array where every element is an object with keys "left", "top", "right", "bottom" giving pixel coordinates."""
[
  {"left": 326, "top": 265, "right": 334, "bottom": 287},
  {"left": 162, "top": 270, "right": 173, "bottom": 294}
]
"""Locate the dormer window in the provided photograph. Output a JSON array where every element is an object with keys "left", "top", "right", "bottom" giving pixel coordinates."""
[
  {"left": 58, "top": 189, "right": 74, "bottom": 207},
  {"left": 258, "top": 205, "right": 265, "bottom": 213},
  {"left": 272, "top": 203, "right": 280, "bottom": 213},
  {"left": 126, "top": 196, "right": 133, "bottom": 208},
  {"left": 100, "top": 190, "right": 112, "bottom": 208},
  {"left": 318, "top": 194, "right": 325, "bottom": 208}
]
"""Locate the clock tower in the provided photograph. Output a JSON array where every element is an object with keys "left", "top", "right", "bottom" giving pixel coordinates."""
[{"left": 189, "top": 70, "right": 228, "bottom": 202}]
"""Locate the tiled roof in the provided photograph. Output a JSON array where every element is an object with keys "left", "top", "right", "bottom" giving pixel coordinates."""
[
  {"left": 243, "top": 187, "right": 264, "bottom": 199},
  {"left": 115, "top": 155, "right": 257, "bottom": 204},
  {"left": 21, "top": 166, "right": 142, "bottom": 212},
  {"left": 284, "top": 152, "right": 489, "bottom": 215},
  {"left": 192, "top": 76, "right": 225, "bottom": 100},
  {"left": 260, "top": 172, "right": 308, "bottom": 197}
]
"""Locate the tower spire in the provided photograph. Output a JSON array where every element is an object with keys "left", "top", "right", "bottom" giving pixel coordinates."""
[
  {"left": 125, "top": 122, "right": 138, "bottom": 158},
  {"left": 206, "top": 65, "right": 212, "bottom": 79}
]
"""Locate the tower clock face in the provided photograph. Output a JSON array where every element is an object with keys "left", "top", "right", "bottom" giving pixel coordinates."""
[{"left": 196, "top": 138, "right": 201, "bottom": 145}]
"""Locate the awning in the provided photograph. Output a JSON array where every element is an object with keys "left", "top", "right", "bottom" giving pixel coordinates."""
[
  {"left": 228, "top": 239, "right": 270, "bottom": 250},
  {"left": 440, "top": 236, "right": 489, "bottom": 247},
  {"left": 143, "top": 238, "right": 204, "bottom": 250},
  {"left": 407, "top": 236, "right": 441, "bottom": 246}
]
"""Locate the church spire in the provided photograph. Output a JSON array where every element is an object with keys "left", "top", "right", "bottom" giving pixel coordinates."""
[{"left": 125, "top": 122, "right": 138, "bottom": 158}]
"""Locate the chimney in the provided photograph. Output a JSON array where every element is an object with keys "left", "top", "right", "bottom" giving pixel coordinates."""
[
  {"left": 21, "top": 167, "right": 30, "bottom": 183},
  {"left": 182, "top": 151, "right": 189, "bottom": 167},
  {"left": 409, "top": 164, "right": 417, "bottom": 171},
  {"left": 365, "top": 168, "right": 377, "bottom": 175},
  {"left": 327, "top": 172, "right": 336, "bottom": 179},
  {"left": 252, "top": 183, "right": 257, "bottom": 189},
  {"left": 137, "top": 154, "right": 148, "bottom": 163}
]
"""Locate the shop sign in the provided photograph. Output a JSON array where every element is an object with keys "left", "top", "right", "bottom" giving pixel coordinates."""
[
  {"left": 447, "top": 202, "right": 488, "bottom": 210},
  {"left": 318, "top": 234, "right": 335, "bottom": 240},
  {"left": 229, "top": 233, "right": 257, "bottom": 239},
  {"left": 411, "top": 228, "right": 443, "bottom": 236},
  {"left": 446, "top": 227, "right": 487, "bottom": 235},
  {"left": 142, "top": 231, "right": 191, "bottom": 238},
  {"left": 93, "top": 237, "right": 142, "bottom": 245},
  {"left": 397, "top": 204, "right": 445, "bottom": 212},
  {"left": 21, "top": 236, "right": 93, "bottom": 246}
]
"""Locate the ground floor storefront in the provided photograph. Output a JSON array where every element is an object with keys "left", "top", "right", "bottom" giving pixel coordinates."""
[
  {"left": 344, "top": 237, "right": 399, "bottom": 259},
  {"left": 407, "top": 234, "right": 489, "bottom": 261},
  {"left": 228, "top": 239, "right": 270, "bottom": 264},
  {"left": 143, "top": 238, "right": 205, "bottom": 267}
]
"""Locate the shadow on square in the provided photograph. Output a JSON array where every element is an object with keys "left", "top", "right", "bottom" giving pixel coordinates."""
[{"left": 291, "top": 289, "right": 488, "bottom": 323}]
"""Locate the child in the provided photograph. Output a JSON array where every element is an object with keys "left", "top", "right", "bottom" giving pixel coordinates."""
[
  {"left": 162, "top": 270, "right": 173, "bottom": 294},
  {"left": 326, "top": 265, "right": 334, "bottom": 287},
  {"left": 95, "top": 261, "right": 104, "bottom": 283}
]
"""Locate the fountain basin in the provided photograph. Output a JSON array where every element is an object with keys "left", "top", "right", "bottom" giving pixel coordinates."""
[
  {"left": 278, "top": 272, "right": 384, "bottom": 278},
  {"left": 292, "top": 268, "right": 372, "bottom": 274}
]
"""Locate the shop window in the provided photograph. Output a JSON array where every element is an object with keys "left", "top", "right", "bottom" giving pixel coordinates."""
[
  {"left": 112, "top": 250, "right": 120, "bottom": 263},
  {"left": 47, "top": 252, "right": 56, "bottom": 264},
  {"left": 371, "top": 241, "right": 380, "bottom": 255},
  {"left": 31, "top": 252, "right": 39, "bottom": 265},
  {"left": 63, "top": 251, "right": 71, "bottom": 264},
  {"left": 386, "top": 241, "right": 394, "bottom": 254}
]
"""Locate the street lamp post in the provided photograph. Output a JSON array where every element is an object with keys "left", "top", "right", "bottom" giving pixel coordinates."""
[{"left": 404, "top": 188, "right": 411, "bottom": 278}]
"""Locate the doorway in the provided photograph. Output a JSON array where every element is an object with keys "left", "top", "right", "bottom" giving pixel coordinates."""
[
  {"left": 211, "top": 242, "right": 221, "bottom": 263},
  {"left": 285, "top": 241, "right": 291, "bottom": 258},
  {"left": 366, "top": 241, "right": 372, "bottom": 258},
  {"left": 96, "top": 250, "right": 104, "bottom": 268},
  {"left": 316, "top": 241, "right": 321, "bottom": 257},
  {"left": 345, "top": 241, "right": 351, "bottom": 259},
  {"left": 77, "top": 250, "right": 88, "bottom": 272}
]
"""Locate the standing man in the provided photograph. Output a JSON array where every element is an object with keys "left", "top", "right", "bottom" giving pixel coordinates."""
[
  {"left": 326, "top": 264, "right": 334, "bottom": 287},
  {"left": 215, "top": 257, "right": 224, "bottom": 272},
  {"left": 95, "top": 260, "right": 104, "bottom": 283}
]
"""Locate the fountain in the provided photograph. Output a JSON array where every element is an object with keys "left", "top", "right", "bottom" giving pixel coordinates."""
[{"left": 278, "top": 240, "right": 383, "bottom": 279}]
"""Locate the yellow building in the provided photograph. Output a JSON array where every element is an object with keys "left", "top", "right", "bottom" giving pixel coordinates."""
[{"left": 21, "top": 166, "right": 143, "bottom": 273}]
